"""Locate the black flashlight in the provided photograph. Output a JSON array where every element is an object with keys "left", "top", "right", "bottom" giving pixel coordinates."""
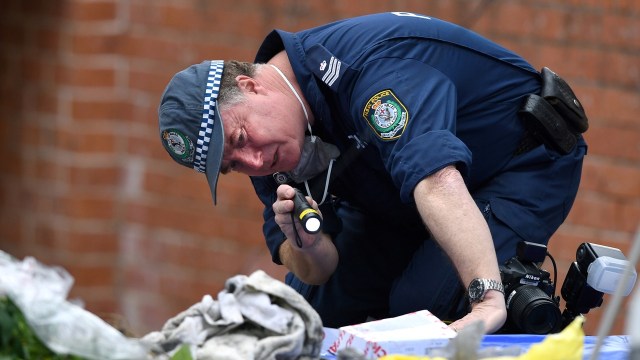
[{"left": 292, "top": 189, "right": 322, "bottom": 234}]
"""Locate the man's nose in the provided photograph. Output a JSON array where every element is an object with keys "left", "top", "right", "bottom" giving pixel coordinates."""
[{"left": 239, "top": 149, "right": 263, "bottom": 170}]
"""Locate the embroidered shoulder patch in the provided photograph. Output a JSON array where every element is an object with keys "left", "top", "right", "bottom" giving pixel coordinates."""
[{"left": 362, "top": 89, "right": 409, "bottom": 140}]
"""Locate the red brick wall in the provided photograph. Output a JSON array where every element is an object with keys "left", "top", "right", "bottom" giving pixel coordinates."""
[{"left": 0, "top": 0, "right": 638, "bottom": 337}]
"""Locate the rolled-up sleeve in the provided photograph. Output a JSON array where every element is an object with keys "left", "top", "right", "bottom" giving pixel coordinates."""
[{"left": 390, "top": 130, "right": 472, "bottom": 202}]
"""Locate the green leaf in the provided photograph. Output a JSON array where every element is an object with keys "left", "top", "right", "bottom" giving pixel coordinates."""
[
  {"left": 0, "top": 297, "right": 86, "bottom": 359},
  {"left": 170, "top": 345, "right": 193, "bottom": 360}
]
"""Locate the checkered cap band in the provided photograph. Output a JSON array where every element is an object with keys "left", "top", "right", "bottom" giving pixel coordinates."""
[{"left": 194, "top": 60, "right": 223, "bottom": 173}]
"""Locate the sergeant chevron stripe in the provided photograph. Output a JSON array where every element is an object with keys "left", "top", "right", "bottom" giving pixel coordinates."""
[{"left": 321, "top": 56, "right": 341, "bottom": 87}]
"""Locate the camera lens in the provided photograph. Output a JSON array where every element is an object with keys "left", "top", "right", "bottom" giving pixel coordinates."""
[{"left": 508, "top": 285, "right": 562, "bottom": 334}]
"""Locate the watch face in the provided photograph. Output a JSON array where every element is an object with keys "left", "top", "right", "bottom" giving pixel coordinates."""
[{"left": 469, "top": 279, "right": 485, "bottom": 300}]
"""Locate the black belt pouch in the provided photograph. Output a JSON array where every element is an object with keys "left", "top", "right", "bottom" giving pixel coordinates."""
[
  {"left": 540, "top": 67, "right": 589, "bottom": 134},
  {"left": 519, "top": 94, "right": 577, "bottom": 154},
  {"left": 519, "top": 68, "right": 589, "bottom": 154}
]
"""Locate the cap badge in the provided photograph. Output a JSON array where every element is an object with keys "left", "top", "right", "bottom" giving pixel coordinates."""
[{"left": 163, "top": 129, "right": 194, "bottom": 163}]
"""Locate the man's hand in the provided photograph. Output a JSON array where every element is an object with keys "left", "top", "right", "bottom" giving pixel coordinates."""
[
  {"left": 274, "top": 185, "right": 338, "bottom": 284},
  {"left": 273, "top": 185, "right": 322, "bottom": 249},
  {"left": 448, "top": 290, "right": 507, "bottom": 334}
]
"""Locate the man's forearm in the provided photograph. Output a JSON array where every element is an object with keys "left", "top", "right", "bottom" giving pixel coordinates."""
[
  {"left": 413, "top": 165, "right": 501, "bottom": 288},
  {"left": 279, "top": 232, "right": 339, "bottom": 285},
  {"left": 414, "top": 165, "right": 507, "bottom": 333}
]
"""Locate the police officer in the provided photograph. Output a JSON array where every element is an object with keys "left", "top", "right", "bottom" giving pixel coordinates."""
[{"left": 158, "top": 12, "right": 587, "bottom": 333}]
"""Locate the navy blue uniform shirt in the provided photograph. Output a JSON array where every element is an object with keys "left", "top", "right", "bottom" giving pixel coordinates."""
[
  {"left": 252, "top": 12, "right": 539, "bottom": 261},
  {"left": 248, "top": 12, "right": 586, "bottom": 326}
]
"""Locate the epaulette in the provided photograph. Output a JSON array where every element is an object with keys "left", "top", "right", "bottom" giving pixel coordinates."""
[{"left": 305, "top": 44, "right": 353, "bottom": 92}]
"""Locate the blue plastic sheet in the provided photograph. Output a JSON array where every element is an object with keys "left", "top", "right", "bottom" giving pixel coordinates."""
[
  {"left": 319, "top": 328, "right": 631, "bottom": 360},
  {"left": 480, "top": 334, "right": 631, "bottom": 360}
]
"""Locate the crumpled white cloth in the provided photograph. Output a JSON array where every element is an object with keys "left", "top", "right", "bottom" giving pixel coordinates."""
[
  {"left": 142, "top": 270, "right": 324, "bottom": 360},
  {"left": 0, "top": 251, "right": 150, "bottom": 360}
]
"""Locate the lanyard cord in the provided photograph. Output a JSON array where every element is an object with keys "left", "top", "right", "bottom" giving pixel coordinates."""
[
  {"left": 270, "top": 63, "right": 333, "bottom": 205},
  {"left": 290, "top": 212, "right": 304, "bottom": 248},
  {"left": 270, "top": 64, "right": 310, "bottom": 126},
  {"left": 303, "top": 159, "right": 334, "bottom": 206}
]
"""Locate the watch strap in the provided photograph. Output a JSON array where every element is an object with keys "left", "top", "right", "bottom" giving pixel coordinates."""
[{"left": 468, "top": 278, "right": 504, "bottom": 303}]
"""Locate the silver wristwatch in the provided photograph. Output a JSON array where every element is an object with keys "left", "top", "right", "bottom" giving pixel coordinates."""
[{"left": 467, "top": 278, "right": 504, "bottom": 303}]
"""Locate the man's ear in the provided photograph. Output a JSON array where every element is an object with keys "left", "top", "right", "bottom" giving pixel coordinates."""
[{"left": 236, "top": 75, "right": 261, "bottom": 94}]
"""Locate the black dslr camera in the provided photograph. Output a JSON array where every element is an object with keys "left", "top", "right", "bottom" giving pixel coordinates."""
[
  {"left": 498, "top": 241, "right": 636, "bottom": 334},
  {"left": 499, "top": 241, "right": 561, "bottom": 334}
]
